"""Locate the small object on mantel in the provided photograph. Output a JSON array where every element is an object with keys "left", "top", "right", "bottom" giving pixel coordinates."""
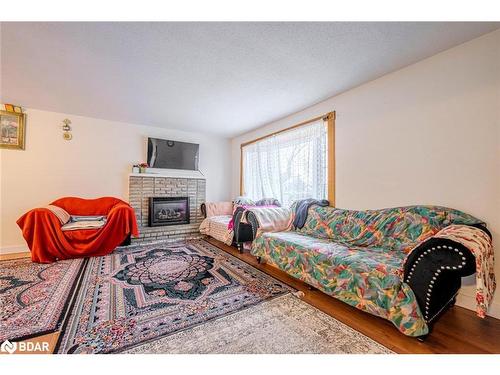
[
  {"left": 138, "top": 163, "right": 149, "bottom": 173},
  {"left": 62, "top": 118, "right": 72, "bottom": 140}
]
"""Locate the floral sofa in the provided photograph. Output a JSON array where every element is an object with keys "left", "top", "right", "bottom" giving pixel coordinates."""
[{"left": 248, "top": 205, "right": 492, "bottom": 337}]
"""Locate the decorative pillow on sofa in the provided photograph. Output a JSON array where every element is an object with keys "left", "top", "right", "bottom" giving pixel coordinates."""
[
  {"left": 233, "top": 196, "right": 256, "bottom": 206},
  {"left": 255, "top": 198, "right": 281, "bottom": 207},
  {"left": 44, "top": 205, "right": 71, "bottom": 225},
  {"left": 61, "top": 219, "right": 107, "bottom": 231}
]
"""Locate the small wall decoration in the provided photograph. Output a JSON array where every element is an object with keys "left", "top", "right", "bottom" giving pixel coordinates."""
[
  {"left": 0, "top": 108, "right": 26, "bottom": 150},
  {"left": 62, "top": 118, "right": 72, "bottom": 140}
]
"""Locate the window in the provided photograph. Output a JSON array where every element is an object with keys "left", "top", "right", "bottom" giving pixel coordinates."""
[{"left": 240, "top": 112, "right": 335, "bottom": 207}]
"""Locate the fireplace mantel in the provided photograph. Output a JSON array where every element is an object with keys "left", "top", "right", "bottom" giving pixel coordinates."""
[{"left": 129, "top": 169, "right": 205, "bottom": 180}]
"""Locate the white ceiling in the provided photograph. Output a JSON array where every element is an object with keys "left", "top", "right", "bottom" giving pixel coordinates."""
[{"left": 1, "top": 22, "right": 498, "bottom": 138}]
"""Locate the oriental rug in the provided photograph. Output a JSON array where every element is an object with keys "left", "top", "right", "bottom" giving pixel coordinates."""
[
  {"left": 126, "top": 293, "right": 393, "bottom": 354},
  {"left": 56, "top": 239, "right": 291, "bottom": 353},
  {"left": 0, "top": 257, "right": 85, "bottom": 341}
]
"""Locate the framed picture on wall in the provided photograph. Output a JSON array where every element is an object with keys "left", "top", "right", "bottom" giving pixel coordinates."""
[{"left": 0, "top": 110, "right": 26, "bottom": 150}]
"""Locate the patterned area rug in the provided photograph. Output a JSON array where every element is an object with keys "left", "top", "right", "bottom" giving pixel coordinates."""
[
  {"left": 56, "top": 240, "right": 291, "bottom": 353},
  {"left": 0, "top": 257, "right": 85, "bottom": 341},
  {"left": 126, "top": 293, "right": 393, "bottom": 354}
]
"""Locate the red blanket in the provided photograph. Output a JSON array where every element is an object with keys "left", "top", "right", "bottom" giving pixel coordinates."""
[{"left": 17, "top": 197, "right": 139, "bottom": 263}]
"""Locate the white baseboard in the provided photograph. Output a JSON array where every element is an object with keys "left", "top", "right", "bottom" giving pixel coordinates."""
[{"left": 0, "top": 245, "right": 29, "bottom": 255}]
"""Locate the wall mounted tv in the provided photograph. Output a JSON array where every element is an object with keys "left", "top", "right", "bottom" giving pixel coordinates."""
[{"left": 147, "top": 138, "right": 199, "bottom": 171}]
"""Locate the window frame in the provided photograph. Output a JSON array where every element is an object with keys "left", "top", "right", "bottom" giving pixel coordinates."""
[{"left": 239, "top": 111, "right": 335, "bottom": 206}]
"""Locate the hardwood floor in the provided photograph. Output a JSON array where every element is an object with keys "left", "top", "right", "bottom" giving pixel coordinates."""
[
  {"left": 0, "top": 251, "right": 31, "bottom": 261},
  {"left": 206, "top": 238, "right": 500, "bottom": 354},
  {"left": 2, "top": 242, "right": 499, "bottom": 354}
]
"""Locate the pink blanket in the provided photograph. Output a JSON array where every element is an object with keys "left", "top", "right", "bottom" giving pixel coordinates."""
[{"left": 205, "top": 202, "right": 233, "bottom": 218}]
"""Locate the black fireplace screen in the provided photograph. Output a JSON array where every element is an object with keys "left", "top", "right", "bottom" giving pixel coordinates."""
[{"left": 148, "top": 197, "right": 190, "bottom": 227}]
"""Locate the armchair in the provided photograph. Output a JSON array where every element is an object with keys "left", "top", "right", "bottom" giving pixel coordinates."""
[{"left": 17, "top": 197, "right": 138, "bottom": 263}]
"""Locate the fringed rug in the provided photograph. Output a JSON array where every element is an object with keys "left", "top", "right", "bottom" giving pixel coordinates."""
[
  {"left": 56, "top": 240, "right": 291, "bottom": 353},
  {"left": 126, "top": 293, "right": 393, "bottom": 354},
  {"left": 0, "top": 257, "right": 85, "bottom": 341}
]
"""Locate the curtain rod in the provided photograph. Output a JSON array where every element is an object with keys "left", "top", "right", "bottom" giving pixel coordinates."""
[{"left": 240, "top": 111, "right": 335, "bottom": 148}]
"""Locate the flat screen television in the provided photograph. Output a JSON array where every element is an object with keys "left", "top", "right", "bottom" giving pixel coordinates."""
[{"left": 147, "top": 138, "right": 199, "bottom": 171}]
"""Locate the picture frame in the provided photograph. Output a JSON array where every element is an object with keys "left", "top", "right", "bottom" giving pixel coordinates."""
[{"left": 0, "top": 110, "right": 26, "bottom": 150}]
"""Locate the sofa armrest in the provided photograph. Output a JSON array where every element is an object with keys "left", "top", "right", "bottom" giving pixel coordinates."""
[
  {"left": 404, "top": 232, "right": 478, "bottom": 323},
  {"left": 245, "top": 210, "right": 260, "bottom": 238},
  {"left": 108, "top": 202, "right": 133, "bottom": 215},
  {"left": 232, "top": 206, "right": 253, "bottom": 244}
]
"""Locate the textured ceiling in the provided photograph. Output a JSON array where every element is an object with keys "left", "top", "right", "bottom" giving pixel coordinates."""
[{"left": 1, "top": 22, "right": 498, "bottom": 137}]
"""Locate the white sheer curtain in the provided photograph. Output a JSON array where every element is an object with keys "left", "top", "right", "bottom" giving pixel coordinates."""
[{"left": 242, "top": 119, "right": 328, "bottom": 207}]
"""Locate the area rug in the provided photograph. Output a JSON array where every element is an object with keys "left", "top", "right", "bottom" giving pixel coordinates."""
[
  {"left": 126, "top": 293, "right": 393, "bottom": 354},
  {"left": 56, "top": 239, "right": 291, "bottom": 353},
  {"left": 0, "top": 257, "right": 85, "bottom": 341}
]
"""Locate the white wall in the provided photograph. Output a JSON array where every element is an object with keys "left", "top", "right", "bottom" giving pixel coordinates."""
[
  {"left": 231, "top": 30, "right": 500, "bottom": 318},
  {"left": 0, "top": 109, "right": 231, "bottom": 250}
]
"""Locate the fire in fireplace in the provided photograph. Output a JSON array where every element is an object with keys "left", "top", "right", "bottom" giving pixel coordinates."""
[{"left": 148, "top": 197, "right": 190, "bottom": 227}]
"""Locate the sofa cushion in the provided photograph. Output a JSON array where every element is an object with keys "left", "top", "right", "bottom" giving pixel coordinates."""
[
  {"left": 252, "top": 231, "right": 428, "bottom": 336},
  {"left": 297, "top": 205, "right": 483, "bottom": 253},
  {"left": 257, "top": 231, "right": 406, "bottom": 282},
  {"left": 199, "top": 215, "right": 233, "bottom": 245}
]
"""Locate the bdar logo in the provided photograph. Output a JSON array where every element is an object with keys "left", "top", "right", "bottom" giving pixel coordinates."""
[
  {"left": 1, "top": 339, "right": 49, "bottom": 354},
  {"left": 0, "top": 340, "right": 49, "bottom": 354},
  {"left": 1, "top": 340, "right": 17, "bottom": 354}
]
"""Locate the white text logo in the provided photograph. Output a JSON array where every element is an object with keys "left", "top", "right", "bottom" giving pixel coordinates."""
[{"left": 1, "top": 339, "right": 50, "bottom": 354}]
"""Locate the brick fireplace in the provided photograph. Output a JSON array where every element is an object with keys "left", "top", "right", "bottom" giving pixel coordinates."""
[{"left": 129, "top": 174, "right": 205, "bottom": 243}]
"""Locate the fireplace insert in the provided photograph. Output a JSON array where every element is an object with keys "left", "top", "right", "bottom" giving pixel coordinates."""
[{"left": 148, "top": 197, "right": 190, "bottom": 227}]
